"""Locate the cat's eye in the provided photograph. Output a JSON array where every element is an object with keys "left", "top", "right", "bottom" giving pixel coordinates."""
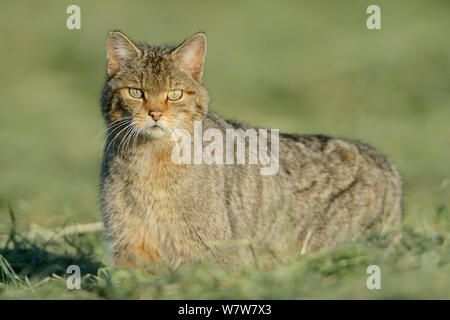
[
  {"left": 129, "top": 88, "right": 144, "bottom": 99},
  {"left": 167, "top": 89, "right": 183, "bottom": 101}
]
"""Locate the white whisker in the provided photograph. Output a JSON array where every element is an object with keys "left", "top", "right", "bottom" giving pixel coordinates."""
[
  {"left": 103, "top": 123, "right": 134, "bottom": 167},
  {"left": 100, "top": 119, "right": 132, "bottom": 152},
  {"left": 95, "top": 117, "right": 132, "bottom": 140}
]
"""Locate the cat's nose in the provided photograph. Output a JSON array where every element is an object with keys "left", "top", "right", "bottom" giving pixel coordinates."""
[{"left": 149, "top": 110, "right": 162, "bottom": 121}]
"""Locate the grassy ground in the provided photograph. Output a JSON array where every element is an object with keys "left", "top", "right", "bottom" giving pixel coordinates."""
[
  {"left": 1, "top": 0, "right": 449, "bottom": 299},
  {"left": 0, "top": 208, "right": 448, "bottom": 299}
]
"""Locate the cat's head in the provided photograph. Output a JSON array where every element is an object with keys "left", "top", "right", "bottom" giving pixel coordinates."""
[{"left": 101, "top": 31, "right": 208, "bottom": 139}]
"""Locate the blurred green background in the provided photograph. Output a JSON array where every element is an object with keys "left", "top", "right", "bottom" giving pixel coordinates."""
[{"left": 0, "top": 0, "right": 449, "bottom": 299}]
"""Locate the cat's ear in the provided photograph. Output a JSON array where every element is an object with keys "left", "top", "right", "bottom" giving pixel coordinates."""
[
  {"left": 172, "top": 33, "right": 207, "bottom": 83},
  {"left": 106, "top": 31, "right": 141, "bottom": 76}
]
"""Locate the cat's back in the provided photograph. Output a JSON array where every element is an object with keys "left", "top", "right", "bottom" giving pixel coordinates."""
[
  {"left": 278, "top": 131, "right": 402, "bottom": 249},
  {"left": 201, "top": 113, "right": 402, "bottom": 249},
  {"left": 202, "top": 111, "right": 402, "bottom": 216}
]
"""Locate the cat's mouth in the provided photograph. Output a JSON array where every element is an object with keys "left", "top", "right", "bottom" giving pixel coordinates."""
[
  {"left": 149, "top": 123, "right": 165, "bottom": 131},
  {"left": 142, "top": 122, "right": 169, "bottom": 138},
  {"left": 149, "top": 124, "right": 163, "bottom": 131},
  {"left": 142, "top": 122, "right": 162, "bottom": 129}
]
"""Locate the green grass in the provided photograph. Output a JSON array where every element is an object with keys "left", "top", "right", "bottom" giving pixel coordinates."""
[
  {"left": 0, "top": 205, "right": 448, "bottom": 299},
  {"left": 1, "top": 0, "right": 449, "bottom": 299}
]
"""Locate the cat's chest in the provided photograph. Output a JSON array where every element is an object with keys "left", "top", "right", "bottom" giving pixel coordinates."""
[
  {"left": 108, "top": 150, "right": 186, "bottom": 212},
  {"left": 104, "top": 153, "right": 195, "bottom": 259}
]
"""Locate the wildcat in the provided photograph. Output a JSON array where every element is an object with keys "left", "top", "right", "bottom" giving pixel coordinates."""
[{"left": 100, "top": 31, "right": 402, "bottom": 268}]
